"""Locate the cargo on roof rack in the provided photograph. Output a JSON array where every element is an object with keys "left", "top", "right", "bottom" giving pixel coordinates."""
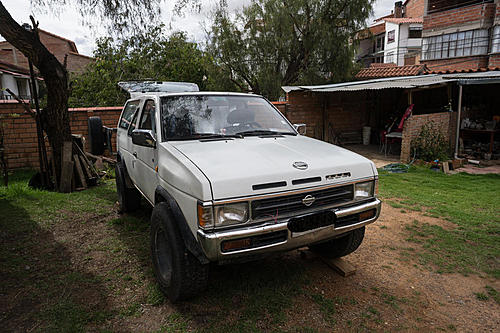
[{"left": 118, "top": 81, "right": 199, "bottom": 98}]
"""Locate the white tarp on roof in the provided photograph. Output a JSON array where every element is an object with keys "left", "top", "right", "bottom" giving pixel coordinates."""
[{"left": 282, "top": 71, "right": 500, "bottom": 93}]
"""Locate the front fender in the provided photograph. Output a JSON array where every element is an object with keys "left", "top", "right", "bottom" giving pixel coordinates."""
[{"left": 155, "top": 186, "right": 209, "bottom": 264}]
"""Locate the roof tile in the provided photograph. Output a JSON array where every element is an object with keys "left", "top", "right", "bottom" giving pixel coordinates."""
[
  {"left": 384, "top": 17, "right": 423, "bottom": 24},
  {"left": 356, "top": 64, "right": 428, "bottom": 79},
  {"left": 426, "top": 67, "right": 500, "bottom": 74}
]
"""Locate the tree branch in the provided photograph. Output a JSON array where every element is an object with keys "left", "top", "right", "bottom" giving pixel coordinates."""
[{"left": 5, "top": 88, "right": 35, "bottom": 118}]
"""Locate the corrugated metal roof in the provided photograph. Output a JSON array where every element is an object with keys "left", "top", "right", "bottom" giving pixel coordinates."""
[{"left": 282, "top": 71, "right": 500, "bottom": 93}]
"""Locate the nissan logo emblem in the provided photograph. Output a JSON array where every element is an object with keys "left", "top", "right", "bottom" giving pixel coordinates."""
[
  {"left": 293, "top": 161, "right": 308, "bottom": 170},
  {"left": 302, "top": 195, "right": 316, "bottom": 206}
]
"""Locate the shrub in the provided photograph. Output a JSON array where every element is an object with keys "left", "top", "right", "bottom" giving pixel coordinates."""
[{"left": 411, "top": 122, "right": 449, "bottom": 162}]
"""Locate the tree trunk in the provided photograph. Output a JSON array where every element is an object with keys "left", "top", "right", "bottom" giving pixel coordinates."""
[{"left": 0, "top": 2, "right": 71, "bottom": 186}]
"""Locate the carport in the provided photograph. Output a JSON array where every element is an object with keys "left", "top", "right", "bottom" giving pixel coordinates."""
[{"left": 282, "top": 70, "right": 500, "bottom": 162}]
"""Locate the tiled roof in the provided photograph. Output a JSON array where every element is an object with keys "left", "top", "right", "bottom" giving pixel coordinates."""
[
  {"left": 374, "top": 13, "right": 394, "bottom": 22},
  {"left": 369, "top": 63, "right": 397, "bottom": 68},
  {"left": 356, "top": 64, "right": 427, "bottom": 79},
  {"left": 0, "top": 60, "right": 31, "bottom": 76},
  {"left": 38, "top": 29, "right": 78, "bottom": 53},
  {"left": 426, "top": 67, "right": 500, "bottom": 74},
  {"left": 384, "top": 17, "right": 423, "bottom": 24}
]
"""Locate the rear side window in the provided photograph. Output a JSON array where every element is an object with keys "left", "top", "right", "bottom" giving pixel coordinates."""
[
  {"left": 128, "top": 110, "right": 140, "bottom": 136},
  {"left": 119, "top": 100, "right": 140, "bottom": 129},
  {"left": 139, "top": 100, "right": 156, "bottom": 135}
]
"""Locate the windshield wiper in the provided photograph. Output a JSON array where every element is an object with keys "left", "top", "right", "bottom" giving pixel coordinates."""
[
  {"left": 167, "top": 133, "right": 242, "bottom": 141},
  {"left": 235, "top": 130, "right": 296, "bottom": 137}
]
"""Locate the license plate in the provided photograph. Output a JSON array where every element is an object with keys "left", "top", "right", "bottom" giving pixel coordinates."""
[{"left": 288, "top": 211, "right": 336, "bottom": 233}]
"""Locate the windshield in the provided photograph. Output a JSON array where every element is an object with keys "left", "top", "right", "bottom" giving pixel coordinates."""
[{"left": 160, "top": 95, "right": 296, "bottom": 140}]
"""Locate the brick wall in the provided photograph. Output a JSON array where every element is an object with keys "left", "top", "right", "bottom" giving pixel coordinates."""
[
  {"left": 424, "top": 56, "right": 490, "bottom": 71},
  {"left": 284, "top": 91, "right": 373, "bottom": 142},
  {"left": 489, "top": 53, "right": 500, "bottom": 67},
  {"left": 65, "top": 53, "right": 94, "bottom": 74},
  {"left": 0, "top": 103, "right": 122, "bottom": 169},
  {"left": 286, "top": 92, "right": 324, "bottom": 139},
  {"left": 404, "top": 0, "right": 425, "bottom": 18},
  {"left": 423, "top": 2, "right": 496, "bottom": 30},
  {"left": 0, "top": 101, "right": 286, "bottom": 170},
  {"left": 400, "top": 111, "right": 457, "bottom": 161}
]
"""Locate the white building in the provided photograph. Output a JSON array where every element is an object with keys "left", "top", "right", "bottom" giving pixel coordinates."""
[
  {"left": 0, "top": 61, "right": 33, "bottom": 101},
  {"left": 383, "top": 17, "right": 423, "bottom": 66},
  {"left": 355, "top": 0, "right": 425, "bottom": 68}
]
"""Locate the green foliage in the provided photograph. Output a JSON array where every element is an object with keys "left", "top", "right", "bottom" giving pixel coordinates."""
[
  {"left": 485, "top": 285, "right": 500, "bottom": 304},
  {"left": 474, "top": 292, "right": 489, "bottom": 301},
  {"left": 379, "top": 167, "right": 500, "bottom": 278},
  {"left": 69, "top": 26, "right": 213, "bottom": 107},
  {"left": 410, "top": 121, "right": 450, "bottom": 161},
  {"left": 207, "top": 0, "right": 374, "bottom": 100}
]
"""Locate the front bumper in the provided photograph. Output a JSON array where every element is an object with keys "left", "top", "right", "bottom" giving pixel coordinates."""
[{"left": 197, "top": 198, "right": 381, "bottom": 262}]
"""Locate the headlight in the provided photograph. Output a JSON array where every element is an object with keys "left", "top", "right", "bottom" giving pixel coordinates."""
[
  {"left": 354, "top": 181, "right": 374, "bottom": 200},
  {"left": 214, "top": 202, "right": 249, "bottom": 227},
  {"left": 198, "top": 202, "right": 249, "bottom": 229}
]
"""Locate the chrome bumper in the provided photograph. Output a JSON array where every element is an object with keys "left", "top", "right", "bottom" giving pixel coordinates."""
[{"left": 197, "top": 198, "right": 381, "bottom": 262}]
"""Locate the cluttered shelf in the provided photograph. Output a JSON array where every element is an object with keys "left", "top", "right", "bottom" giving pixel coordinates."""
[{"left": 460, "top": 118, "right": 499, "bottom": 159}]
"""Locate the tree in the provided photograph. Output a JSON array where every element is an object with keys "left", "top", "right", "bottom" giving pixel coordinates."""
[
  {"left": 207, "top": 0, "right": 374, "bottom": 100},
  {"left": 70, "top": 27, "right": 210, "bottom": 107},
  {"left": 0, "top": 0, "right": 166, "bottom": 187}
]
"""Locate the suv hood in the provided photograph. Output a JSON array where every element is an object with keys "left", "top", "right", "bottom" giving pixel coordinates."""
[{"left": 168, "top": 135, "right": 376, "bottom": 200}]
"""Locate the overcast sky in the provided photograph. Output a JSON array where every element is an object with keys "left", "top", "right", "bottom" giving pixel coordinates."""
[{"left": 1, "top": 0, "right": 395, "bottom": 56}]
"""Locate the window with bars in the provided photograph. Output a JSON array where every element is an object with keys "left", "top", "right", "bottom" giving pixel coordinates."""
[
  {"left": 421, "top": 29, "right": 489, "bottom": 60},
  {"left": 492, "top": 26, "right": 500, "bottom": 54}
]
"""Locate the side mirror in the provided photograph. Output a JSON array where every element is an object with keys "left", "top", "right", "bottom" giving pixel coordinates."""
[
  {"left": 293, "top": 123, "right": 307, "bottom": 135},
  {"left": 131, "top": 129, "right": 156, "bottom": 148}
]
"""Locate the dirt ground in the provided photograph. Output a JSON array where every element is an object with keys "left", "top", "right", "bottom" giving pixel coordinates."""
[{"left": 2, "top": 197, "right": 499, "bottom": 331}]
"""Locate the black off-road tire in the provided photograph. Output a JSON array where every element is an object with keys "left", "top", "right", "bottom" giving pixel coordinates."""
[
  {"left": 88, "top": 116, "right": 105, "bottom": 155},
  {"left": 309, "top": 227, "right": 365, "bottom": 258},
  {"left": 115, "top": 162, "right": 141, "bottom": 213},
  {"left": 150, "top": 202, "right": 209, "bottom": 302}
]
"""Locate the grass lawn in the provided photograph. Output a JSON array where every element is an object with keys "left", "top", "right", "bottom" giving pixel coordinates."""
[{"left": 378, "top": 166, "right": 500, "bottom": 278}]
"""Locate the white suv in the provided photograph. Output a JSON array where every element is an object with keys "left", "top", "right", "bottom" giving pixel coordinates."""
[{"left": 113, "top": 81, "right": 381, "bottom": 302}]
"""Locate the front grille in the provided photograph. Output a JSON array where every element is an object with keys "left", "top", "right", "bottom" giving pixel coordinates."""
[{"left": 251, "top": 184, "right": 353, "bottom": 220}]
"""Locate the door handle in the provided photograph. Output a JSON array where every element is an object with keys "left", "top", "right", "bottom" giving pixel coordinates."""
[{"left": 133, "top": 152, "right": 137, "bottom": 158}]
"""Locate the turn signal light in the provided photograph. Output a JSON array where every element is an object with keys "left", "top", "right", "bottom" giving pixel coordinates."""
[
  {"left": 359, "top": 209, "right": 376, "bottom": 221},
  {"left": 221, "top": 238, "right": 251, "bottom": 252},
  {"left": 198, "top": 204, "right": 213, "bottom": 228}
]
